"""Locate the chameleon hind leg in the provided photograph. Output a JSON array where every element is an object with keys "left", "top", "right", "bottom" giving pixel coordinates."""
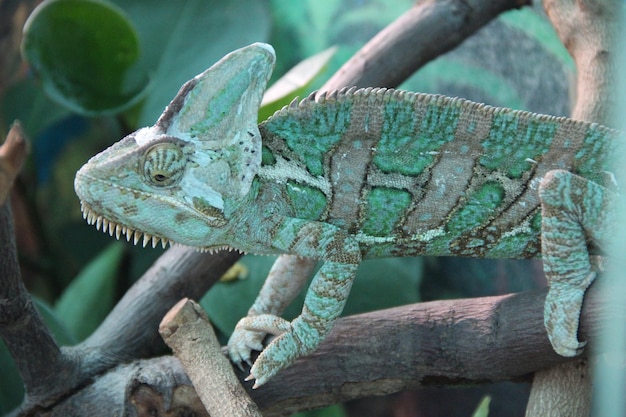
[{"left": 539, "top": 169, "right": 617, "bottom": 357}]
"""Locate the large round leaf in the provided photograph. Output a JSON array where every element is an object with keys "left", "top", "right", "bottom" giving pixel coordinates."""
[{"left": 22, "top": 0, "right": 149, "bottom": 115}]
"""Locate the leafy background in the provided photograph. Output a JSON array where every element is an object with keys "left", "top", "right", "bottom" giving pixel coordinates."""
[{"left": 0, "top": 0, "right": 573, "bottom": 415}]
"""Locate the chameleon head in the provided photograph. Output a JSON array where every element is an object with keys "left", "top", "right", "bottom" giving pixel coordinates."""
[{"left": 74, "top": 43, "right": 275, "bottom": 249}]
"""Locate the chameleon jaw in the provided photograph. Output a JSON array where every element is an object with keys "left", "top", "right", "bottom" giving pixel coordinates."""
[
  {"left": 81, "top": 201, "right": 173, "bottom": 249},
  {"left": 80, "top": 202, "right": 245, "bottom": 255}
]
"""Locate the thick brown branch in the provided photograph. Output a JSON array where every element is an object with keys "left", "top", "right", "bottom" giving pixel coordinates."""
[
  {"left": 322, "top": 0, "right": 528, "bottom": 91},
  {"left": 544, "top": 0, "right": 620, "bottom": 124},
  {"left": 254, "top": 280, "right": 617, "bottom": 415},
  {"left": 526, "top": 1, "right": 620, "bottom": 416},
  {"left": 0, "top": 204, "right": 80, "bottom": 409}
]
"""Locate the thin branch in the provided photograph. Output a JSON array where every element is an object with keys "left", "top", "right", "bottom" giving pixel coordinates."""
[
  {"left": 322, "top": 0, "right": 529, "bottom": 91},
  {"left": 160, "top": 298, "right": 262, "bottom": 417},
  {"left": 71, "top": 247, "right": 241, "bottom": 369},
  {"left": 0, "top": 121, "right": 29, "bottom": 205}
]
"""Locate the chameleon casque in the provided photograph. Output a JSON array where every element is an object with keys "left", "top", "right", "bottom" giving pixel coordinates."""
[{"left": 74, "top": 43, "right": 623, "bottom": 387}]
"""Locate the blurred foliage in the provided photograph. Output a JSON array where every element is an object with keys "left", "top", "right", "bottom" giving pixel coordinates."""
[
  {"left": 22, "top": 0, "right": 147, "bottom": 114},
  {"left": 472, "top": 396, "right": 492, "bottom": 417},
  {"left": 0, "top": 0, "right": 573, "bottom": 415}
]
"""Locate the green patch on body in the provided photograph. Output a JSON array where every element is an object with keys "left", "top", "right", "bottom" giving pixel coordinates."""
[
  {"left": 263, "top": 99, "right": 352, "bottom": 176},
  {"left": 362, "top": 187, "right": 412, "bottom": 236},
  {"left": 479, "top": 111, "right": 556, "bottom": 178},
  {"left": 261, "top": 146, "right": 276, "bottom": 166},
  {"left": 447, "top": 181, "right": 505, "bottom": 234},
  {"left": 575, "top": 126, "right": 613, "bottom": 184},
  {"left": 487, "top": 211, "right": 541, "bottom": 258},
  {"left": 285, "top": 181, "right": 327, "bottom": 220},
  {"left": 374, "top": 99, "right": 460, "bottom": 175}
]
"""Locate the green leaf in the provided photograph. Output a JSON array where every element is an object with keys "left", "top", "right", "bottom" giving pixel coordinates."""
[
  {"left": 472, "top": 396, "right": 491, "bottom": 417},
  {"left": 258, "top": 46, "right": 337, "bottom": 122},
  {"left": 22, "top": 0, "right": 148, "bottom": 115},
  {"left": 34, "top": 296, "right": 77, "bottom": 346},
  {"left": 201, "top": 255, "right": 421, "bottom": 336},
  {"left": 54, "top": 242, "right": 124, "bottom": 342}
]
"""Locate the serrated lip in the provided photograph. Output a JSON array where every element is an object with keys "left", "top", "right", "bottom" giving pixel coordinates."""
[{"left": 79, "top": 202, "right": 244, "bottom": 255}]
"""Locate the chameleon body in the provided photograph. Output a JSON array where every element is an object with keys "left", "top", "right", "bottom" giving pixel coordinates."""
[{"left": 74, "top": 43, "right": 623, "bottom": 387}]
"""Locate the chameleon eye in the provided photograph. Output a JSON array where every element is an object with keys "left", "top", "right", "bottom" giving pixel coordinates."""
[{"left": 143, "top": 142, "right": 185, "bottom": 186}]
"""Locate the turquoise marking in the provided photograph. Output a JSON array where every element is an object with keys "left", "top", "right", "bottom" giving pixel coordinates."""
[
  {"left": 362, "top": 187, "right": 412, "bottom": 236},
  {"left": 447, "top": 181, "right": 505, "bottom": 233},
  {"left": 374, "top": 99, "right": 460, "bottom": 175},
  {"left": 264, "top": 98, "right": 352, "bottom": 176},
  {"left": 575, "top": 126, "right": 612, "bottom": 184},
  {"left": 487, "top": 212, "right": 542, "bottom": 258},
  {"left": 186, "top": 74, "right": 252, "bottom": 136},
  {"left": 261, "top": 146, "right": 276, "bottom": 165},
  {"left": 480, "top": 111, "right": 557, "bottom": 178},
  {"left": 285, "top": 181, "right": 327, "bottom": 220}
]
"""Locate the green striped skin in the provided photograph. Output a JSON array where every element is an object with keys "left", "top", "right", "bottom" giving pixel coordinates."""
[
  {"left": 234, "top": 87, "right": 622, "bottom": 386},
  {"left": 257, "top": 87, "right": 620, "bottom": 260},
  {"left": 74, "top": 43, "right": 623, "bottom": 388}
]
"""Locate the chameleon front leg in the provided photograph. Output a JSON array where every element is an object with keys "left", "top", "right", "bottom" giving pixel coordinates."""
[
  {"left": 539, "top": 169, "right": 617, "bottom": 357},
  {"left": 226, "top": 255, "right": 317, "bottom": 367},
  {"left": 231, "top": 219, "right": 361, "bottom": 387}
]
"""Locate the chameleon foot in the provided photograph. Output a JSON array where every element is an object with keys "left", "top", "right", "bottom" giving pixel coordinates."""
[
  {"left": 226, "top": 313, "right": 291, "bottom": 370},
  {"left": 236, "top": 314, "right": 319, "bottom": 388},
  {"left": 225, "top": 328, "right": 265, "bottom": 371},
  {"left": 544, "top": 272, "right": 595, "bottom": 357}
]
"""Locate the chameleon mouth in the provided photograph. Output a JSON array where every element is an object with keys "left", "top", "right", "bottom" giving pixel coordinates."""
[
  {"left": 79, "top": 202, "right": 244, "bottom": 255},
  {"left": 80, "top": 202, "right": 173, "bottom": 249}
]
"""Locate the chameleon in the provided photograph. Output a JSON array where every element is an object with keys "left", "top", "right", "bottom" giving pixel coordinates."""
[{"left": 74, "top": 42, "right": 623, "bottom": 388}]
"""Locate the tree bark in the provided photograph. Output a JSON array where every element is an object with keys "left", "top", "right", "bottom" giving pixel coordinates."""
[
  {"left": 323, "top": 0, "right": 529, "bottom": 91},
  {"left": 160, "top": 299, "right": 262, "bottom": 417},
  {"left": 21, "top": 279, "right": 624, "bottom": 416}
]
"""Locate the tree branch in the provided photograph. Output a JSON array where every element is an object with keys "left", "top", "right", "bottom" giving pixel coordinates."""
[
  {"left": 253, "top": 279, "right": 619, "bottom": 415},
  {"left": 0, "top": 121, "right": 28, "bottom": 205},
  {"left": 160, "top": 299, "right": 261, "bottom": 417},
  {"left": 0, "top": 123, "right": 80, "bottom": 410},
  {"left": 322, "top": 0, "right": 529, "bottom": 91},
  {"left": 30, "top": 279, "right": 623, "bottom": 416}
]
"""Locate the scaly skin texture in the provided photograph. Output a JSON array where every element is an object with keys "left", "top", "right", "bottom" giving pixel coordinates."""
[{"left": 74, "top": 43, "right": 623, "bottom": 387}]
